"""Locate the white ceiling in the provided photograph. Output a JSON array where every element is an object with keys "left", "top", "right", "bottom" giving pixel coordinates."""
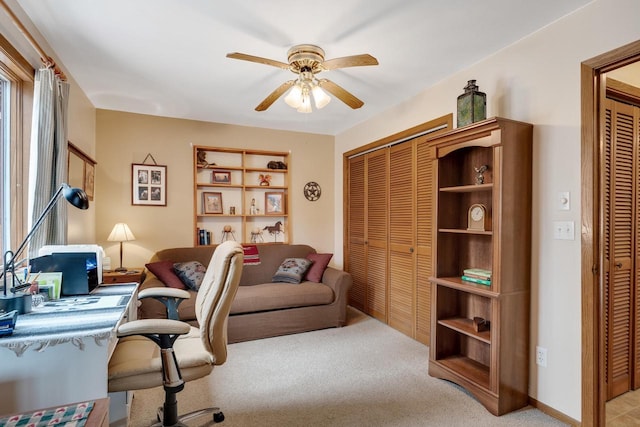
[{"left": 16, "top": 0, "right": 592, "bottom": 136}]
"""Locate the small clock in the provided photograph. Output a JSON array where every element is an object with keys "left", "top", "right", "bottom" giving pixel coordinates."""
[{"left": 467, "top": 203, "right": 489, "bottom": 231}]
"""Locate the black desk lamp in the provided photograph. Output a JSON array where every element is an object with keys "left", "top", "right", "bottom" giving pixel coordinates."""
[{"left": 0, "top": 183, "right": 89, "bottom": 314}]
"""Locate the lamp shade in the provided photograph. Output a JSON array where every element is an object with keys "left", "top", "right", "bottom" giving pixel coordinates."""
[
  {"left": 284, "top": 84, "right": 303, "bottom": 108},
  {"left": 312, "top": 85, "right": 331, "bottom": 109},
  {"left": 297, "top": 92, "right": 312, "bottom": 113},
  {"left": 63, "top": 185, "right": 89, "bottom": 210},
  {"left": 107, "top": 223, "right": 136, "bottom": 242}
]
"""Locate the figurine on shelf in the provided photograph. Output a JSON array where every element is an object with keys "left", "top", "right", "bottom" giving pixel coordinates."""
[
  {"left": 196, "top": 149, "right": 214, "bottom": 168},
  {"left": 263, "top": 221, "right": 284, "bottom": 242},
  {"left": 267, "top": 161, "right": 287, "bottom": 170},
  {"left": 249, "top": 198, "right": 257, "bottom": 215},
  {"left": 259, "top": 174, "right": 272, "bottom": 186},
  {"left": 474, "top": 164, "right": 488, "bottom": 185},
  {"left": 250, "top": 227, "right": 264, "bottom": 243},
  {"left": 221, "top": 225, "right": 236, "bottom": 242}
]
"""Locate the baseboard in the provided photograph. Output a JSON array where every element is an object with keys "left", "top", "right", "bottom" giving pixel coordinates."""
[{"left": 528, "top": 397, "right": 580, "bottom": 426}]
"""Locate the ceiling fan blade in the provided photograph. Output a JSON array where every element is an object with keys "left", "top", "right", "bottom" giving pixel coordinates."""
[
  {"left": 318, "top": 79, "right": 364, "bottom": 109},
  {"left": 256, "top": 80, "right": 295, "bottom": 111},
  {"left": 321, "top": 54, "right": 378, "bottom": 70},
  {"left": 226, "top": 52, "right": 290, "bottom": 70}
]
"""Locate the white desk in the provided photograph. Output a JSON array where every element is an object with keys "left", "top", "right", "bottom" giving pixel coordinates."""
[{"left": 0, "top": 284, "right": 137, "bottom": 421}]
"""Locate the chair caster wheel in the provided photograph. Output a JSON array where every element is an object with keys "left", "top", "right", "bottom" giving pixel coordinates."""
[{"left": 213, "top": 411, "right": 225, "bottom": 423}]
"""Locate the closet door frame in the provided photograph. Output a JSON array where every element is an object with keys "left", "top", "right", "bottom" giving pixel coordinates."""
[{"left": 581, "top": 39, "right": 640, "bottom": 427}]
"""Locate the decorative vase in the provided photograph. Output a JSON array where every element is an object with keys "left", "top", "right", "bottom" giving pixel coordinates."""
[{"left": 457, "top": 79, "right": 486, "bottom": 128}]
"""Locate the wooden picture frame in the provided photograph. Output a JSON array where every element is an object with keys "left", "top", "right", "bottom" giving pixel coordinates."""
[
  {"left": 203, "top": 191, "right": 223, "bottom": 214},
  {"left": 84, "top": 162, "right": 95, "bottom": 200},
  {"left": 132, "top": 163, "right": 167, "bottom": 206},
  {"left": 67, "top": 141, "right": 97, "bottom": 201},
  {"left": 212, "top": 170, "right": 231, "bottom": 184},
  {"left": 265, "top": 192, "right": 285, "bottom": 215}
]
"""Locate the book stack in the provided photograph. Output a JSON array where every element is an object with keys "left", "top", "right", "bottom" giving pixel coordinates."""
[
  {"left": 461, "top": 268, "right": 492, "bottom": 286},
  {"left": 197, "top": 228, "right": 212, "bottom": 245}
]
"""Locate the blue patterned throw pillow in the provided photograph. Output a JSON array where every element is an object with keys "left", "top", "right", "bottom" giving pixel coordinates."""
[
  {"left": 272, "top": 258, "right": 314, "bottom": 284},
  {"left": 173, "top": 261, "right": 207, "bottom": 291}
]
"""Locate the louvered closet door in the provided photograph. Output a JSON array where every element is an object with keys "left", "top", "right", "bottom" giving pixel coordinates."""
[
  {"left": 366, "top": 150, "right": 389, "bottom": 321},
  {"left": 388, "top": 142, "right": 415, "bottom": 337},
  {"left": 415, "top": 138, "right": 436, "bottom": 345},
  {"left": 604, "top": 98, "right": 637, "bottom": 400},
  {"left": 347, "top": 155, "right": 366, "bottom": 311},
  {"left": 634, "top": 104, "right": 640, "bottom": 390}
]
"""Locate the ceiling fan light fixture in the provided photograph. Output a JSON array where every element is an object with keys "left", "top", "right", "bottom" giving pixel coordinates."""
[
  {"left": 312, "top": 85, "right": 331, "bottom": 109},
  {"left": 284, "top": 83, "right": 303, "bottom": 108},
  {"left": 228, "top": 44, "right": 377, "bottom": 112},
  {"left": 297, "top": 92, "right": 312, "bottom": 113}
]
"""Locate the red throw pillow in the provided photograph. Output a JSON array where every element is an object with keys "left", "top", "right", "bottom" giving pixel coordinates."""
[
  {"left": 145, "top": 260, "right": 187, "bottom": 290},
  {"left": 304, "top": 253, "right": 333, "bottom": 283}
]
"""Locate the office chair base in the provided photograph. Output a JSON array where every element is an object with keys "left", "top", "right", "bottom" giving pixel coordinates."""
[{"left": 154, "top": 406, "right": 225, "bottom": 426}]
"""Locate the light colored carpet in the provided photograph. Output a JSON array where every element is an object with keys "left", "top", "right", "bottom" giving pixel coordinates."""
[{"left": 129, "top": 308, "right": 567, "bottom": 426}]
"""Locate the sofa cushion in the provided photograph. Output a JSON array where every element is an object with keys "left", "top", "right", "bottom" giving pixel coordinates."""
[
  {"left": 230, "top": 282, "right": 334, "bottom": 315},
  {"left": 173, "top": 261, "right": 207, "bottom": 291},
  {"left": 272, "top": 258, "right": 313, "bottom": 284},
  {"left": 145, "top": 260, "right": 187, "bottom": 290},
  {"left": 239, "top": 245, "right": 315, "bottom": 286},
  {"left": 305, "top": 253, "right": 333, "bottom": 283}
]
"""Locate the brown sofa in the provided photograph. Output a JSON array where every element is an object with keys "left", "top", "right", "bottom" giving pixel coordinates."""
[{"left": 138, "top": 244, "right": 352, "bottom": 343}]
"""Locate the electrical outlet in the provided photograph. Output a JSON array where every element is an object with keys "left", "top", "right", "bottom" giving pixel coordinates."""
[{"left": 536, "top": 346, "right": 548, "bottom": 367}]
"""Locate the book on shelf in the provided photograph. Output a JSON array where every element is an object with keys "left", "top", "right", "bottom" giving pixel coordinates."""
[
  {"left": 461, "top": 275, "right": 491, "bottom": 286},
  {"left": 198, "top": 229, "right": 212, "bottom": 245},
  {"left": 463, "top": 268, "right": 492, "bottom": 279}
]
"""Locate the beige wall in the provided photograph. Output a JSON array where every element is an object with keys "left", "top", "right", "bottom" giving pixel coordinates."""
[
  {"left": 95, "top": 110, "right": 335, "bottom": 269},
  {"left": 66, "top": 81, "right": 98, "bottom": 244},
  {"left": 334, "top": 0, "right": 640, "bottom": 420}
]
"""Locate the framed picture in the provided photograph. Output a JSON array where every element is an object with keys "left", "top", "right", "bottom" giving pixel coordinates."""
[
  {"left": 132, "top": 163, "right": 167, "bottom": 206},
  {"left": 67, "top": 141, "right": 97, "bottom": 201},
  {"left": 203, "top": 191, "right": 223, "bottom": 214},
  {"left": 212, "top": 170, "right": 232, "bottom": 184},
  {"left": 265, "top": 192, "right": 285, "bottom": 215}
]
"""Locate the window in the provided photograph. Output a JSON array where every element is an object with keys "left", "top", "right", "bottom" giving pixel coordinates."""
[
  {"left": 1, "top": 75, "right": 10, "bottom": 253},
  {"left": 0, "top": 34, "right": 34, "bottom": 255}
]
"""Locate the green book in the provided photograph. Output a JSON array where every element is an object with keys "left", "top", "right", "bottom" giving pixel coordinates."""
[
  {"left": 461, "top": 275, "right": 491, "bottom": 286},
  {"left": 463, "top": 268, "right": 492, "bottom": 278}
]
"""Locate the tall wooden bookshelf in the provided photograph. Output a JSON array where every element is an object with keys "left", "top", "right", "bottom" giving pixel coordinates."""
[
  {"left": 428, "top": 117, "right": 532, "bottom": 416},
  {"left": 193, "top": 146, "right": 290, "bottom": 245}
]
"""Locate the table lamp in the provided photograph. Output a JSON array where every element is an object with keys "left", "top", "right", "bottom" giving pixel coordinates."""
[
  {"left": 0, "top": 183, "right": 89, "bottom": 314},
  {"left": 107, "top": 223, "right": 135, "bottom": 272}
]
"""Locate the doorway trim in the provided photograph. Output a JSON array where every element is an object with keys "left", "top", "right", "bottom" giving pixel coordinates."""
[{"left": 581, "top": 39, "right": 640, "bottom": 427}]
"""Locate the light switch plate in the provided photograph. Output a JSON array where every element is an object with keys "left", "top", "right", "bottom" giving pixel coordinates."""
[
  {"left": 558, "top": 191, "right": 570, "bottom": 210},
  {"left": 553, "top": 221, "right": 575, "bottom": 240}
]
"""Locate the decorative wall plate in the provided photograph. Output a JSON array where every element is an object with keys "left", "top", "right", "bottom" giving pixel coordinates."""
[{"left": 303, "top": 182, "right": 321, "bottom": 201}]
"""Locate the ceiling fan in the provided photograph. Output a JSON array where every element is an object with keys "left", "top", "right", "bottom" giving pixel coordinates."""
[{"left": 226, "top": 44, "right": 378, "bottom": 112}]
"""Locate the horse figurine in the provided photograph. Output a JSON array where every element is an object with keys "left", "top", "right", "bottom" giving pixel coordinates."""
[{"left": 263, "top": 221, "right": 284, "bottom": 241}]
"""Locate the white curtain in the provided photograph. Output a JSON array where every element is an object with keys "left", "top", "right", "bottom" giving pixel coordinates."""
[{"left": 27, "top": 68, "right": 70, "bottom": 257}]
